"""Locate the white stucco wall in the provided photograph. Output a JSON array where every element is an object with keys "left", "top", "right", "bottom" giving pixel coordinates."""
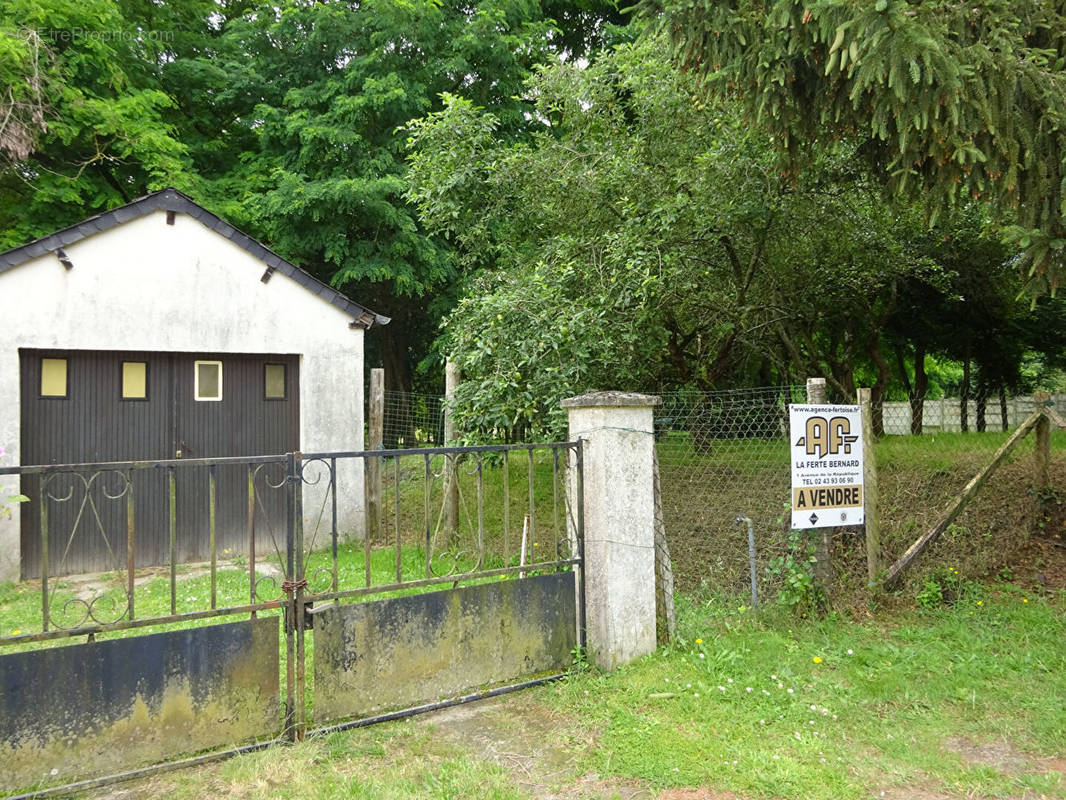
[{"left": 0, "top": 210, "right": 367, "bottom": 582}]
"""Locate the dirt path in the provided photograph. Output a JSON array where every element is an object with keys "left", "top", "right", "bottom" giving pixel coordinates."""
[
  {"left": 412, "top": 693, "right": 770, "bottom": 800},
  {"left": 415, "top": 694, "right": 654, "bottom": 800}
]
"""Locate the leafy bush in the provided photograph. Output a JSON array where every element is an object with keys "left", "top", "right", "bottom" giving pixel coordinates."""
[{"left": 765, "top": 527, "right": 824, "bottom": 614}]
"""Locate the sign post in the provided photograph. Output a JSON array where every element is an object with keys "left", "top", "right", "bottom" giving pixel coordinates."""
[{"left": 789, "top": 404, "right": 865, "bottom": 530}]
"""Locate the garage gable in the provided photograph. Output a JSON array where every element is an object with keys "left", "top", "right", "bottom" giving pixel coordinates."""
[{"left": 0, "top": 187, "right": 389, "bottom": 330}]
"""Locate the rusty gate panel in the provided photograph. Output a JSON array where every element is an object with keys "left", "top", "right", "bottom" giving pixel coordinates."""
[
  {"left": 314, "top": 572, "right": 576, "bottom": 724},
  {"left": 0, "top": 617, "right": 280, "bottom": 791}
]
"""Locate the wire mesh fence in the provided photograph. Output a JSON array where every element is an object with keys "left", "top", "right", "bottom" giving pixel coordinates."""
[
  {"left": 654, "top": 386, "right": 805, "bottom": 599},
  {"left": 655, "top": 387, "right": 1066, "bottom": 603},
  {"left": 378, "top": 383, "right": 1065, "bottom": 602},
  {"left": 382, "top": 390, "right": 445, "bottom": 449}
]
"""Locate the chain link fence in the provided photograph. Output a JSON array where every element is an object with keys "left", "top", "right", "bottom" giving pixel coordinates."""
[
  {"left": 378, "top": 384, "right": 1065, "bottom": 600},
  {"left": 654, "top": 386, "right": 805, "bottom": 598},
  {"left": 656, "top": 386, "right": 1066, "bottom": 604}
]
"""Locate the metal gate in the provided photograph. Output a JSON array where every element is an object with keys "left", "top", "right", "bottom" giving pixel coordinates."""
[{"left": 0, "top": 441, "right": 584, "bottom": 796}]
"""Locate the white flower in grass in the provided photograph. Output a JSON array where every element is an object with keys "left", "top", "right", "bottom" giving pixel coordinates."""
[
  {"left": 698, "top": 653, "right": 705, "bottom": 660},
  {"left": 745, "top": 687, "right": 752, "bottom": 693},
  {"left": 787, "top": 688, "right": 794, "bottom": 694}
]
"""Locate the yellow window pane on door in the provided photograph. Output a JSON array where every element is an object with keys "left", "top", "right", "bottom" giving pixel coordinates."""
[
  {"left": 122, "top": 362, "right": 147, "bottom": 399},
  {"left": 265, "top": 364, "right": 286, "bottom": 399},
  {"left": 41, "top": 358, "right": 67, "bottom": 397}
]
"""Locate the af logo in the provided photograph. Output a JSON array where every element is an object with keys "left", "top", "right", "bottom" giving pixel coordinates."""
[{"left": 795, "top": 416, "right": 858, "bottom": 459}]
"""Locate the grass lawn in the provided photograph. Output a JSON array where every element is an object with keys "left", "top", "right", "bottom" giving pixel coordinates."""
[{"left": 83, "top": 585, "right": 1065, "bottom": 800}]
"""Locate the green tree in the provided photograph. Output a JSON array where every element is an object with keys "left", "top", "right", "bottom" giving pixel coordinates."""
[
  {"left": 170, "top": 0, "right": 568, "bottom": 393},
  {"left": 3, "top": 0, "right": 627, "bottom": 393},
  {"left": 406, "top": 38, "right": 934, "bottom": 438},
  {"left": 0, "top": 0, "right": 216, "bottom": 247},
  {"left": 641, "top": 0, "right": 1066, "bottom": 295}
]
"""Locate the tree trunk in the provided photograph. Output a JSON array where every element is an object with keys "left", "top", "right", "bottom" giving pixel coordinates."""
[
  {"left": 867, "top": 331, "right": 891, "bottom": 438},
  {"left": 999, "top": 386, "right": 1009, "bottom": 432},
  {"left": 960, "top": 356, "right": 971, "bottom": 432},
  {"left": 379, "top": 321, "right": 416, "bottom": 448},
  {"left": 976, "top": 377, "right": 987, "bottom": 432},
  {"left": 909, "top": 345, "right": 928, "bottom": 435}
]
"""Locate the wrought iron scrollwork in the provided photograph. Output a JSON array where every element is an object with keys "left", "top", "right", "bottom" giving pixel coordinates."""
[
  {"left": 253, "top": 573, "right": 283, "bottom": 603},
  {"left": 307, "top": 565, "right": 335, "bottom": 594},
  {"left": 40, "top": 469, "right": 134, "bottom": 628},
  {"left": 49, "top": 591, "right": 130, "bottom": 630},
  {"left": 430, "top": 549, "right": 468, "bottom": 578}
]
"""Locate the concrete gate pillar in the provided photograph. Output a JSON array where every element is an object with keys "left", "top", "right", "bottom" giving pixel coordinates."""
[{"left": 562, "top": 391, "right": 661, "bottom": 669}]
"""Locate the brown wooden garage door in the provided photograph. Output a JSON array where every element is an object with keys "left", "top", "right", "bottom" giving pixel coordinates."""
[{"left": 19, "top": 350, "right": 299, "bottom": 578}]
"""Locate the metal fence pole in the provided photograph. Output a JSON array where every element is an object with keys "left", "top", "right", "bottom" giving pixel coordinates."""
[
  {"left": 292, "top": 451, "right": 306, "bottom": 741},
  {"left": 735, "top": 513, "right": 757, "bottom": 609},
  {"left": 443, "top": 360, "right": 460, "bottom": 544},
  {"left": 284, "top": 451, "right": 296, "bottom": 741},
  {"left": 367, "top": 368, "right": 383, "bottom": 546}
]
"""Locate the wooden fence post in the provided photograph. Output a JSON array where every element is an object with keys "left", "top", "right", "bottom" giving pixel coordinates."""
[
  {"left": 1034, "top": 391, "right": 1051, "bottom": 490},
  {"left": 443, "top": 359, "right": 460, "bottom": 544},
  {"left": 858, "top": 388, "right": 882, "bottom": 583},
  {"left": 883, "top": 409, "right": 1044, "bottom": 589},
  {"left": 805, "top": 378, "right": 832, "bottom": 590},
  {"left": 366, "top": 368, "right": 383, "bottom": 544}
]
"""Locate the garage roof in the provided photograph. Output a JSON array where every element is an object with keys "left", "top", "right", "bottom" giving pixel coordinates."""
[{"left": 0, "top": 187, "right": 390, "bottom": 329}]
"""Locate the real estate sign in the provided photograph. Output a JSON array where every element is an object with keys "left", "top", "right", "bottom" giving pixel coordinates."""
[{"left": 789, "top": 404, "right": 865, "bottom": 529}]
